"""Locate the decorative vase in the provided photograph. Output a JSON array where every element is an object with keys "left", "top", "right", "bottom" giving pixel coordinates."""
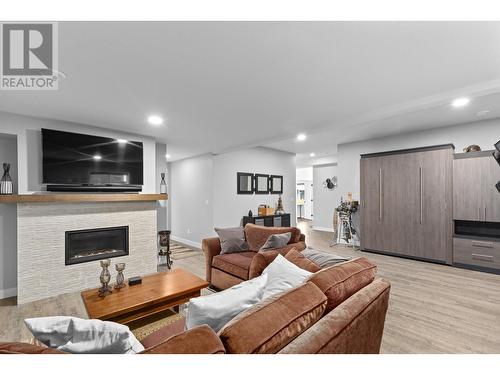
[
  {"left": 114, "top": 263, "right": 126, "bottom": 289},
  {"left": 98, "top": 259, "right": 113, "bottom": 297},
  {"left": 275, "top": 194, "right": 285, "bottom": 215},
  {"left": 160, "top": 173, "right": 167, "bottom": 194},
  {"left": 0, "top": 163, "right": 13, "bottom": 195}
]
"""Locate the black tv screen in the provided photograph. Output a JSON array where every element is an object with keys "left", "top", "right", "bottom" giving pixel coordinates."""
[{"left": 42, "top": 128, "right": 144, "bottom": 188}]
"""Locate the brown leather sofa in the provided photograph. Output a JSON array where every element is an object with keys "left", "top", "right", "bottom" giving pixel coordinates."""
[
  {"left": 0, "top": 257, "right": 391, "bottom": 354},
  {"left": 203, "top": 224, "right": 307, "bottom": 290}
]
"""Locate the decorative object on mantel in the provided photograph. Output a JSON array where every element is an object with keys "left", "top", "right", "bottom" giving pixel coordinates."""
[
  {"left": 160, "top": 173, "right": 167, "bottom": 194},
  {"left": 275, "top": 194, "right": 285, "bottom": 215},
  {"left": 0, "top": 163, "right": 13, "bottom": 195},
  {"left": 114, "top": 263, "right": 126, "bottom": 289},
  {"left": 248, "top": 210, "right": 253, "bottom": 217},
  {"left": 463, "top": 144, "right": 481, "bottom": 153},
  {"left": 98, "top": 259, "right": 113, "bottom": 297},
  {"left": 323, "top": 176, "right": 337, "bottom": 190},
  {"left": 158, "top": 230, "right": 173, "bottom": 269},
  {"left": 331, "top": 197, "right": 359, "bottom": 249}
]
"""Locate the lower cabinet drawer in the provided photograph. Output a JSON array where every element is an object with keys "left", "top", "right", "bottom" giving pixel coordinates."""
[{"left": 453, "top": 237, "right": 500, "bottom": 270}]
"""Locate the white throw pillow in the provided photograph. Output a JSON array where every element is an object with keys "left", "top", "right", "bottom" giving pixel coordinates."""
[
  {"left": 24, "top": 316, "right": 144, "bottom": 354},
  {"left": 262, "top": 254, "right": 313, "bottom": 300},
  {"left": 186, "top": 274, "right": 268, "bottom": 332}
]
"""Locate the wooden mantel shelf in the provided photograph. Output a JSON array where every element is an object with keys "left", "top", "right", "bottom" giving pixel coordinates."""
[{"left": 0, "top": 193, "right": 168, "bottom": 204}]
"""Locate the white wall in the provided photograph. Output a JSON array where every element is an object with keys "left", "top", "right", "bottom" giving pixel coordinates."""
[
  {"left": 170, "top": 147, "right": 296, "bottom": 247},
  {"left": 313, "top": 163, "right": 339, "bottom": 232},
  {"left": 0, "top": 135, "right": 18, "bottom": 298},
  {"left": 0, "top": 111, "right": 158, "bottom": 194},
  {"left": 170, "top": 154, "right": 214, "bottom": 247},
  {"left": 337, "top": 118, "right": 500, "bottom": 200},
  {"left": 213, "top": 147, "right": 296, "bottom": 228},
  {"left": 296, "top": 167, "right": 313, "bottom": 181}
]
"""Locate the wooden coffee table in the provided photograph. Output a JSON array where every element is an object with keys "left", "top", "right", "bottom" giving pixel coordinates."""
[{"left": 81, "top": 268, "right": 208, "bottom": 325}]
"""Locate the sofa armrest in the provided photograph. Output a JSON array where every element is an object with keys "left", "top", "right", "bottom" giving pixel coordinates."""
[
  {"left": 0, "top": 342, "right": 67, "bottom": 354},
  {"left": 202, "top": 237, "right": 222, "bottom": 283},
  {"left": 140, "top": 325, "right": 225, "bottom": 354},
  {"left": 278, "top": 279, "right": 391, "bottom": 354}
]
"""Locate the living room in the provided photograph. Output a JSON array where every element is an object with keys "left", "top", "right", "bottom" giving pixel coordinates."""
[{"left": 1, "top": 2, "right": 500, "bottom": 373}]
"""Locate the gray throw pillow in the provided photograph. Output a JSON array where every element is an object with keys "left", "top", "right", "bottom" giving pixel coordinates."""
[
  {"left": 215, "top": 227, "right": 249, "bottom": 254},
  {"left": 301, "top": 248, "right": 350, "bottom": 268},
  {"left": 259, "top": 232, "right": 292, "bottom": 251}
]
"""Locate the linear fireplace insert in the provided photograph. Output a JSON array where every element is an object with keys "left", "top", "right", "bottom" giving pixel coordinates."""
[{"left": 65, "top": 226, "right": 129, "bottom": 265}]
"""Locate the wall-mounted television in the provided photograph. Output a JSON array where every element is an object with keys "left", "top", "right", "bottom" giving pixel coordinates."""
[{"left": 42, "top": 128, "right": 144, "bottom": 192}]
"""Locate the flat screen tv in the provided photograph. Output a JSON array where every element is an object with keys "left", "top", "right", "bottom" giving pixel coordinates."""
[{"left": 42, "top": 128, "right": 144, "bottom": 192}]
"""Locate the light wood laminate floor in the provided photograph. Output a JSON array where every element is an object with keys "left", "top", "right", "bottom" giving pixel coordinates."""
[{"left": 1, "top": 221, "right": 499, "bottom": 353}]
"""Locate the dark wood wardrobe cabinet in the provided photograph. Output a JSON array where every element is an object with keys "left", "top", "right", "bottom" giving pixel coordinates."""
[{"left": 360, "top": 144, "right": 454, "bottom": 264}]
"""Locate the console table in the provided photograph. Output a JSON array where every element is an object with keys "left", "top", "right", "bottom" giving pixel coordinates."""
[{"left": 243, "top": 213, "right": 291, "bottom": 227}]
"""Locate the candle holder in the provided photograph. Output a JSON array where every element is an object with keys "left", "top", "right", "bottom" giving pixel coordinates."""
[
  {"left": 98, "top": 259, "right": 113, "bottom": 297},
  {"left": 114, "top": 263, "right": 126, "bottom": 289}
]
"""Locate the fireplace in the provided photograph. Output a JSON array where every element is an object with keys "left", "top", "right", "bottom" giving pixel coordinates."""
[{"left": 65, "top": 226, "right": 129, "bottom": 265}]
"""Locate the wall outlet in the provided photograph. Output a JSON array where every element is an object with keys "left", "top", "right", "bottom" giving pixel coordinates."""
[{"left": 187, "top": 228, "right": 191, "bottom": 234}]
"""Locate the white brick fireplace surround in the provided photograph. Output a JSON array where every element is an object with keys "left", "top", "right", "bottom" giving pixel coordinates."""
[{"left": 17, "top": 201, "right": 157, "bottom": 304}]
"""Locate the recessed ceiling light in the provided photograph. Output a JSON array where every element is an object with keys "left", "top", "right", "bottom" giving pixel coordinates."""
[
  {"left": 165, "top": 154, "right": 171, "bottom": 159},
  {"left": 451, "top": 97, "right": 470, "bottom": 108},
  {"left": 148, "top": 115, "right": 164, "bottom": 126},
  {"left": 310, "top": 153, "right": 316, "bottom": 157},
  {"left": 475, "top": 110, "right": 491, "bottom": 117},
  {"left": 297, "top": 133, "right": 307, "bottom": 141},
  {"left": 117, "top": 139, "right": 127, "bottom": 144},
  {"left": 93, "top": 155, "right": 102, "bottom": 161}
]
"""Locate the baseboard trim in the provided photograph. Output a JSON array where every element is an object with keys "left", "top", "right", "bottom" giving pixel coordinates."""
[
  {"left": 170, "top": 235, "right": 202, "bottom": 250},
  {"left": 0, "top": 287, "right": 17, "bottom": 299},
  {"left": 312, "top": 226, "right": 335, "bottom": 233}
]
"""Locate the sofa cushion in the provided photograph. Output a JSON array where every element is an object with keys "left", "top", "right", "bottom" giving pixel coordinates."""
[
  {"left": 24, "top": 316, "right": 144, "bottom": 354},
  {"left": 214, "top": 227, "right": 250, "bottom": 254},
  {"left": 307, "top": 257, "right": 377, "bottom": 313},
  {"left": 285, "top": 249, "right": 321, "bottom": 273},
  {"left": 244, "top": 224, "right": 301, "bottom": 251},
  {"left": 259, "top": 232, "right": 292, "bottom": 251},
  {"left": 261, "top": 254, "right": 312, "bottom": 300},
  {"left": 301, "top": 248, "right": 350, "bottom": 268},
  {"left": 218, "top": 282, "right": 327, "bottom": 354},
  {"left": 140, "top": 325, "right": 226, "bottom": 354},
  {"left": 186, "top": 274, "right": 268, "bottom": 332},
  {"left": 212, "top": 251, "right": 256, "bottom": 280}
]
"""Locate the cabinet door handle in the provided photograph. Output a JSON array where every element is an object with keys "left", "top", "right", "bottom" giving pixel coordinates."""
[
  {"left": 472, "top": 253, "right": 494, "bottom": 262},
  {"left": 379, "top": 169, "right": 382, "bottom": 221},
  {"left": 419, "top": 166, "right": 423, "bottom": 224},
  {"left": 472, "top": 241, "right": 494, "bottom": 248}
]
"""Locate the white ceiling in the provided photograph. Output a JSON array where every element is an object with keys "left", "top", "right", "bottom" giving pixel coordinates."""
[{"left": 1, "top": 21, "right": 500, "bottom": 163}]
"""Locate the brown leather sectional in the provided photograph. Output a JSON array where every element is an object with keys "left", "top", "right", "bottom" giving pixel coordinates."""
[
  {"left": 1, "top": 256, "right": 391, "bottom": 354},
  {"left": 203, "top": 224, "right": 307, "bottom": 290}
]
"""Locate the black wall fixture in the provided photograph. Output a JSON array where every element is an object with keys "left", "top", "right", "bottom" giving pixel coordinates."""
[
  {"left": 237, "top": 172, "right": 254, "bottom": 194},
  {"left": 254, "top": 174, "right": 270, "bottom": 194},
  {"left": 269, "top": 175, "right": 283, "bottom": 194}
]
